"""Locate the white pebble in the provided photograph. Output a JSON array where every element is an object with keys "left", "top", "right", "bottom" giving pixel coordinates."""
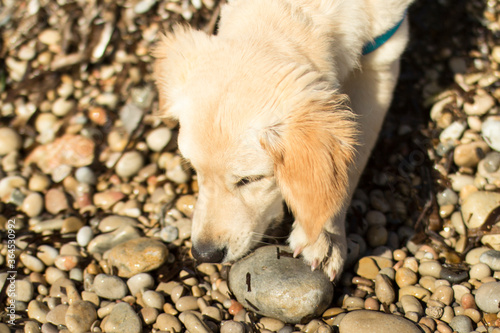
[
  {"left": 146, "top": 127, "right": 172, "bottom": 152},
  {"left": 142, "top": 290, "right": 165, "bottom": 309},
  {"left": 115, "top": 151, "right": 144, "bottom": 178},
  {"left": 76, "top": 226, "right": 94, "bottom": 247},
  {"left": 75, "top": 167, "right": 96, "bottom": 184},
  {"left": 439, "top": 121, "right": 466, "bottom": 143},
  {"left": 37, "top": 245, "right": 59, "bottom": 266},
  {"left": 482, "top": 117, "right": 500, "bottom": 152},
  {"left": 127, "top": 273, "right": 155, "bottom": 296},
  {"left": 52, "top": 98, "right": 75, "bottom": 117},
  {"left": 20, "top": 253, "right": 45, "bottom": 273}
]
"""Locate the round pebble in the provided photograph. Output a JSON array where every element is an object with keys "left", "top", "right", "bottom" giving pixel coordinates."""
[
  {"left": 395, "top": 267, "right": 418, "bottom": 288},
  {"left": 0, "top": 127, "right": 22, "bottom": 155},
  {"left": 76, "top": 226, "right": 93, "bottom": 247},
  {"left": 461, "top": 191, "right": 500, "bottom": 228},
  {"left": 45, "top": 188, "right": 68, "bottom": 215},
  {"left": 401, "top": 295, "right": 424, "bottom": 316},
  {"left": 115, "top": 151, "right": 144, "bottom": 178},
  {"left": 140, "top": 307, "right": 158, "bottom": 325},
  {"left": 142, "top": 290, "right": 165, "bottom": 310},
  {"left": 103, "top": 302, "right": 142, "bottom": 333},
  {"left": 479, "top": 250, "right": 500, "bottom": 271},
  {"left": 146, "top": 127, "right": 172, "bottom": 152},
  {"left": 22, "top": 192, "right": 44, "bottom": 217},
  {"left": 28, "top": 300, "right": 50, "bottom": 323},
  {"left": 65, "top": 300, "right": 97, "bottom": 333},
  {"left": 156, "top": 313, "right": 182, "bottom": 332},
  {"left": 475, "top": 281, "right": 500, "bottom": 313},
  {"left": 449, "top": 315, "right": 474, "bottom": 333},
  {"left": 46, "top": 304, "right": 68, "bottom": 326},
  {"left": 21, "top": 253, "right": 45, "bottom": 273},
  {"left": 437, "top": 188, "right": 459, "bottom": 206},
  {"left": 75, "top": 166, "right": 96, "bottom": 184},
  {"left": 127, "top": 273, "right": 155, "bottom": 296},
  {"left": 469, "top": 263, "right": 491, "bottom": 280}
]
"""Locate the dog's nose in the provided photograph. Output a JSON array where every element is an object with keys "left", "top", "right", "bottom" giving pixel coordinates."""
[{"left": 191, "top": 243, "right": 227, "bottom": 263}]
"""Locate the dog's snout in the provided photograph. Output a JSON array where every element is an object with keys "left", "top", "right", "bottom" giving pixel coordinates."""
[{"left": 192, "top": 243, "right": 227, "bottom": 263}]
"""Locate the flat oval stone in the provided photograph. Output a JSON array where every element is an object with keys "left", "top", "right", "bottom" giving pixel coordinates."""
[
  {"left": 338, "top": 310, "right": 422, "bottom": 333},
  {"left": 229, "top": 245, "right": 333, "bottom": 324},
  {"left": 108, "top": 237, "right": 168, "bottom": 278},
  {"left": 461, "top": 191, "right": 500, "bottom": 229},
  {"left": 475, "top": 281, "right": 500, "bottom": 313}
]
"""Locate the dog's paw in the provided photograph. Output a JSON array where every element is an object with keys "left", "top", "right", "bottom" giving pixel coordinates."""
[{"left": 289, "top": 223, "right": 346, "bottom": 281}]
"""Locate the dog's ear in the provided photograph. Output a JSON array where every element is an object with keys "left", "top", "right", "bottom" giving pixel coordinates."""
[
  {"left": 152, "top": 27, "right": 211, "bottom": 119},
  {"left": 260, "top": 94, "right": 357, "bottom": 244}
]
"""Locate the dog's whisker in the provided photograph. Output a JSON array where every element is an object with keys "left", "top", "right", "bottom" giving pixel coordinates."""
[{"left": 250, "top": 232, "right": 288, "bottom": 240}]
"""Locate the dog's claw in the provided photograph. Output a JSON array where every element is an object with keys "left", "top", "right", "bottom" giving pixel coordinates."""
[
  {"left": 293, "top": 247, "right": 303, "bottom": 258},
  {"left": 311, "top": 259, "right": 320, "bottom": 271},
  {"left": 329, "top": 270, "right": 337, "bottom": 281}
]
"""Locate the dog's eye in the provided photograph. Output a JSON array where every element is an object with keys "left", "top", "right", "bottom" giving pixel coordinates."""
[{"left": 236, "top": 175, "right": 265, "bottom": 187}]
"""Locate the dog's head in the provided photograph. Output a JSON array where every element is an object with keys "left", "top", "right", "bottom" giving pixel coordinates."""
[{"left": 153, "top": 27, "right": 357, "bottom": 263}]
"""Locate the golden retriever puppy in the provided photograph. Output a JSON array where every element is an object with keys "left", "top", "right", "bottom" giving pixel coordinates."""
[{"left": 153, "top": 0, "right": 414, "bottom": 280}]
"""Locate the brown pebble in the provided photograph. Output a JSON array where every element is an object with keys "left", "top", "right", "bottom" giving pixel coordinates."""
[
  {"left": 419, "top": 317, "right": 436, "bottom": 331},
  {"left": 461, "top": 293, "right": 476, "bottom": 309},
  {"left": 364, "top": 298, "right": 380, "bottom": 310},
  {"left": 430, "top": 286, "right": 454, "bottom": 306},
  {"left": 393, "top": 249, "right": 407, "bottom": 261},
  {"left": 418, "top": 323, "right": 433, "bottom": 333},
  {"left": 395, "top": 267, "right": 418, "bottom": 288},
  {"left": 352, "top": 276, "right": 374, "bottom": 287},
  {"left": 463, "top": 308, "right": 482, "bottom": 323},
  {"left": 175, "top": 296, "right": 199, "bottom": 312},
  {"left": 483, "top": 313, "right": 499, "bottom": 326},
  {"left": 228, "top": 300, "right": 243, "bottom": 315},
  {"left": 163, "top": 303, "right": 178, "bottom": 316},
  {"left": 436, "top": 322, "right": 452, "bottom": 333},
  {"left": 155, "top": 313, "right": 182, "bottom": 332},
  {"left": 375, "top": 273, "right": 395, "bottom": 304},
  {"left": 141, "top": 307, "right": 159, "bottom": 325},
  {"left": 88, "top": 107, "right": 108, "bottom": 125},
  {"left": 61, "top": 216, "right": 85, "bottom": 234},
  {"left": 45, "top": 188, "right": 69, "bottom": 214},
  {"left": 343, "top": 296, "right": 365, "bottom": 310}
]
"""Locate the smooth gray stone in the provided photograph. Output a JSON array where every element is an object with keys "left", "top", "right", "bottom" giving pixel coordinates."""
[{"left": 229, "top": 245, "right": 333, "bottom": 324}]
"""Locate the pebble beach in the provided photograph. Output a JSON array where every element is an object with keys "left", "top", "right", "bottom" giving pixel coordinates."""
[{"left": 1, "top": 0, "right": 500, "bottom": 332}]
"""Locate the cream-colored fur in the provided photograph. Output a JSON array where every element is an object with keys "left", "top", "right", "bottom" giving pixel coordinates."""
[{"left": 153, "top": 0, "right": 414, "bottom": 280}]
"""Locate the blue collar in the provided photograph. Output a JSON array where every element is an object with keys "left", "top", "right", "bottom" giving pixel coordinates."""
[{"left": 362, "top": 14, "right": 406, "bottom": 55}]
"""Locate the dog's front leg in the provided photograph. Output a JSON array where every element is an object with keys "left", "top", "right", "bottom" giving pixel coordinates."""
[{"left": 289, "top": 212, "right": 347, "bottom": 281}]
